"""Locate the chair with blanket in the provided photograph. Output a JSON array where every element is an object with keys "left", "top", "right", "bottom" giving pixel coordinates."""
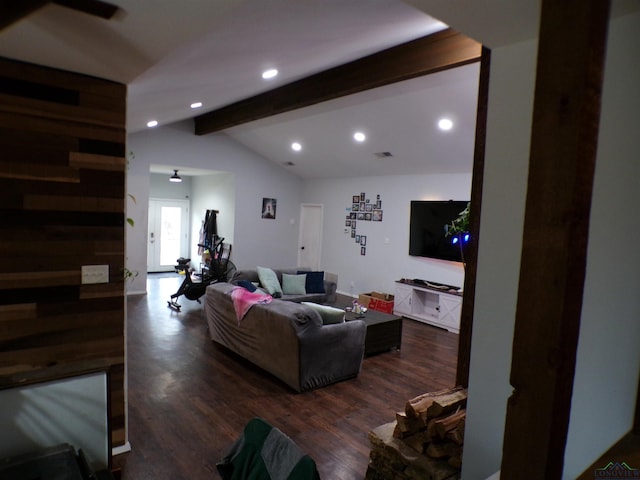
[{"left": 217, "top": 418, "right": 320, "bottom": 480}]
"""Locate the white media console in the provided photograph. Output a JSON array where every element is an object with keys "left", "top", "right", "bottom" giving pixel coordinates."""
[{"left": 393, "top": 280, "right": 463, "bottom": 333}]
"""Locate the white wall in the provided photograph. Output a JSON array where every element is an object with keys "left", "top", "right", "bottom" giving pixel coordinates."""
[
  {"left": 462, "top": 11, "right": 640, "bottom": 480},
  {"left": 303, "top": 173, "right": 471, "bottom": 296},
  {"left": 190, "top": 172, "right": 235, "bottom": 265},
  {"left": 127, "top": 120, "right": 304, "bottom": 293},
  {"left": 563, "top": 10, "right": 640, "bottom": 478},
  {"left": 0, "top": 372, "right": 109, "bottom": 471},
  {"left": 461, "top": 37, "right": 536, "bottom": 480},
  {"left": 149, "top": 172, "right": 193, "bottom": 200}
]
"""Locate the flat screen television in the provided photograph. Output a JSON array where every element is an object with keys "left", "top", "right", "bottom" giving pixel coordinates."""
[{"left": 409, "top": 200, "right": 469, "bottom": 262}]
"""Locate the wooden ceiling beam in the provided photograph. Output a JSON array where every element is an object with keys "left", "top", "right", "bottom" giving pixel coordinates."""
[
  {"left": 194, "top": 28, "right": 481, "bottom": 136},
  {"left": 53, "top": 0, "right": 119, "bottom": 20},
  {"left": 500, "top": 0, "right": 611, "bottom": 477},
  {"left": 0, "top": 0, "right": 49, "bottom": 31}
]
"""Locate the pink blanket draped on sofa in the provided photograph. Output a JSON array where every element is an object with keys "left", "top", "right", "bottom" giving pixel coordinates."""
[{"left": 230, "top": 286, "right": 273, "bottom": 324}]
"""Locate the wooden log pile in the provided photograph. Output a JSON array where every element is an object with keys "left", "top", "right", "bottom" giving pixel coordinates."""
[{"left": 366, "top": 386, "right": 467, "bottom": 480}]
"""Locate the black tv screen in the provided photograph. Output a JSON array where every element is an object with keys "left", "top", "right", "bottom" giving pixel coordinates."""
[{"left": 409, "top": 200, "right": 469, "bottom": 262}]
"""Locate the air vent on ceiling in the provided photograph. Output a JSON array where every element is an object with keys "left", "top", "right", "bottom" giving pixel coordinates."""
[
  {"left": 374, "top": 152, "right": 393, "bottom": 158},
  {"left": 283, "top": 161, "right": 296, "bottom": 166}
]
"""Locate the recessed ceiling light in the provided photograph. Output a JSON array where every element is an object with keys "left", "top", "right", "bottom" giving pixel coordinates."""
[
  {"left": 190, "top": 102, "right": 203, "bottom": 109},
  {"left": 291, "top": 142, "right": 302, "bottom": 151},
  {"left": 147, "top": 120, "right": 158, "bottom": 128},
  {"left": 438, "top": 118, "right": 453, "bottom": 131},
  {"left": 262, "top": 69, "right": 278, "bottom": 80},
  {"left": 353, "top": 132, "right": 366, "bottom": 142}
]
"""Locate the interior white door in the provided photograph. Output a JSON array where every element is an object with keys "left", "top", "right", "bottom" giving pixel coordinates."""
[
  {"left": 147, "top": 198, "right": 190, "bottom": 272},
  {"left": 298, "top": 204, "right": 323, "bottom": 270}
]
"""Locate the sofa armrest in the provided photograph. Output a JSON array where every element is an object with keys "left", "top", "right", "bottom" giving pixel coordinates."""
[{"left": 297, "top": 320, "right": 366, "bottom": 391}]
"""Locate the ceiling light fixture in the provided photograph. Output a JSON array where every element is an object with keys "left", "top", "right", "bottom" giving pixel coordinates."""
[
  {"left": 262, "top": 69, "right": 278, "bottom": 80},
  {"left": 353, "top": 132, "right": 366, "bottom": 142},
  {"left": 169, "top": 169, "right": 182, "bottom": 183},
  {"left": 438, "top": 118, "right": 453, "bottom": 131},
  {"left": 291, "top": 142, "right": 302, "bottom": 152},
  {"left": 147, "top": 120, "right": 159, "bottom": 128},
  {"left": 190, "top": 102, "right": 203, "bottom": 109}
]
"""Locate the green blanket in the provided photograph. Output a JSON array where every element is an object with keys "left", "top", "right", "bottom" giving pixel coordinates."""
[{"left": 217, "top": 418, "right": 320, "bottom": 480}]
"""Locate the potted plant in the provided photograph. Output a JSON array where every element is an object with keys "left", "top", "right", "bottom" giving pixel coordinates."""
[{"left": 446, "top": 202, "right": 470, "bottom": 267}]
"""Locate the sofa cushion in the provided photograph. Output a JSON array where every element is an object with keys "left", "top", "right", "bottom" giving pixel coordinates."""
[
  {"left": 299, "top": 270, "right": 325, "bottom": 294},
  {"left": 235, "top": 279, "right": 257, "bottom": 292},
  {"left": 301, "top": 302, "right": 345, "bottom": 325},
  {"left": 257, "top": 266, "right": 283, "bottom": 296},
  {"left": 282, "top": 273, "right": 307, "bottom": 295}
]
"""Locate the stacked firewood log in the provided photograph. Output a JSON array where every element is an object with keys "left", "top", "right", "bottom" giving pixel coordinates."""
[
  {"left": 394, "top": 386, "right": 467, "bottom": 469},
  {"left": 365, "top": 386, "right": 467, "bottom": 480}
]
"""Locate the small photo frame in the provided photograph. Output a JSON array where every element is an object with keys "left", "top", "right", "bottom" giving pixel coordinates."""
[
  {"left": 372, "top": 210, "right": 383, "bottom": 222},
  {"left": 350, "top": 212, "right": 357, "bottom": 219},
  {"left": 351, "top": 229, "right": 356, "bottom": 238},
  {"left": 358, "top": 213, "right": 365, "bottom": 220},
  {"left": 361, "top": 246, "right": 366, "bottom": 256},
  {"left": 364, "top": 213, "right": 372, "bottom": 221},
  {"left": 360, "top": 202, "right": 365, "bottom": 211},
  {"left": 352, "top": 203, "right": 359, "bottom": 211},
  {"left": 376, "top": 194, "right": 380, "bottom": 200},
  {"left": 360, "top": 236, "right": 367, "bottom": 246},
  {"left": 365, "top": 204, "right": 373, "bottom": 212},
  {"left": 360, "top": 192, "right": 365, "bottom": 201},
  {"left": 355, "top": 235, "right": 360, "bottom": 243},
  {"left": 353, "top": 195, "right": 361, "bottom": 203},
  {"left": 376, "top": 200, "right": 382, "bottom": 209},
  {"left": 365, "top": 198, "right": 370, "bottom": 203},
  {"left": 351, "top": 220, "right": 356, "bottom": 228},
  {"left": 345, "top": 220, "right": 351, "bottom": 227},
  {"left": 261, "top": 198, "right": 277, "bottom": 219}
]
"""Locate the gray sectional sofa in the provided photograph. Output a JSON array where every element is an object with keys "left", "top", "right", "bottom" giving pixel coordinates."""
[
  {"left": 203, "top": 282, "right": 366, "bottom": 392},
  {"left": 230, "top": 267, "right": 337, "bottom": 304}
]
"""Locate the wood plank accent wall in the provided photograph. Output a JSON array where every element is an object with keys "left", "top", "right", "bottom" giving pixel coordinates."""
[{"left": 0, "top": 57, "right": 127, "bottom": 448}]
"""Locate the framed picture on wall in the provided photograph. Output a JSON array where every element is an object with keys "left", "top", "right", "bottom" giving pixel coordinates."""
[
  {"left": 345, "top": 220, "right": 351, "bottom": 227},
  {"left": 372, "top": 210, "right": 383, "bottom": 221},
  {"left": 353, "top": 195, "right": 360, "bottom": 203},
  {"left": 355, "top": 235, "right": 360, "bottom": 243},
  {"left": 365, "top": 204, "right": 373, "bottom": 212},
  {"left": 360, "top": 236, "right": 367, "bottom": 246},
  {"left": 352, "top": 203, "right": 359, "bottom": 211},
  {"left": 261, "top": 198, "right": 276, "bottom": 219},
  {"left": 361, "top": 247, "right": 366, "bottom": 255},
  {"left": 350, "top": 212, "right": 357, "bottom": 219},
  {"left": 364, "top": 213, "right": 372, "bottom": 221},
  {"left": 351, "top": 229, "right": 356, "bottom": 238}
]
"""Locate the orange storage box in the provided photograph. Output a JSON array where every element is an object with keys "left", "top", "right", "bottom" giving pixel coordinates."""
[{"left": 358, "top": 291, "right": 395, "bottom": 314}]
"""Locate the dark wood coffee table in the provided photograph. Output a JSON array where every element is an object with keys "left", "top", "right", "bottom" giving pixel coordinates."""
[{"left": 345, "top": 309, "right": 402, "bottom": 356}]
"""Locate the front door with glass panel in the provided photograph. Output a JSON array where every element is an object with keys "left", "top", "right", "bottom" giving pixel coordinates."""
[{"left": 147, "top": 199, "right": 190, "bottom": 272}]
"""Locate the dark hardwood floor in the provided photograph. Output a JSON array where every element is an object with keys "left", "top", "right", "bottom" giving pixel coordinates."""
[{"left": 113, "top": 273, "right": 458, "bottom": 479}]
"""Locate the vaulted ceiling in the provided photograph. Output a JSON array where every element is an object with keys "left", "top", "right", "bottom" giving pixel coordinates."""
[{"left": 1, "top": 1, "right": 636, "bottom": 179}]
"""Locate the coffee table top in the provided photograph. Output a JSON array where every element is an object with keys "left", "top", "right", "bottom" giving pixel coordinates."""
[{"left": 345, "top": 308, "right": 402, "bottom": 326}]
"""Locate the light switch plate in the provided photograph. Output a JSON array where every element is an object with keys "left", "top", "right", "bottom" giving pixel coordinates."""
[{"left": 82, "top": 265, "right": 109, "bottom": 284}]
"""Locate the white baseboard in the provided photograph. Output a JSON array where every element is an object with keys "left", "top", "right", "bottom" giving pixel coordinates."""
[
  {"left": 112, "top": 442, "right": 131, "bottom": 456},
  {"left": 336, "top": 290, "right": 357, "bottom": 299},
  {"left": 126, "top": 290, "right": 147, "bottom": 296}
]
